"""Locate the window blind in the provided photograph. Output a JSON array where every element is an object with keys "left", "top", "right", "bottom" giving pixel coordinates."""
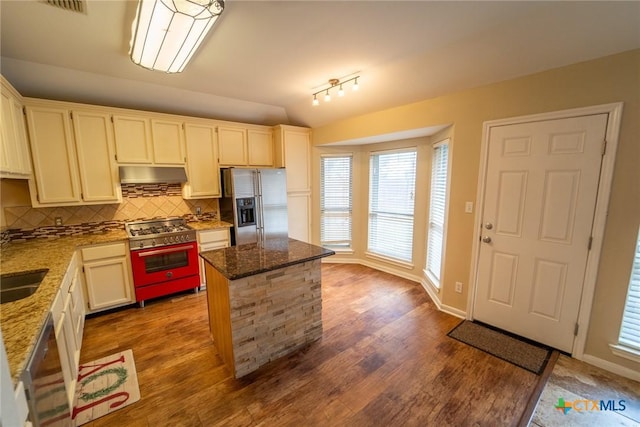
[
  {"left": 619, "top": 228, "right": 640, "bottom": 350},
  {"left": 368, "top": 149, "right": 417, "bottom": 263},
  {"left": 426, "top": 143, "right": 449, "bottom": 286},
  {"left": 320, "top": 155, "right": 353, "bottom": 249}
]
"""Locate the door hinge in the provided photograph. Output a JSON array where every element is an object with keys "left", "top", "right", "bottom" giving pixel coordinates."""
[
  {"left": 70, "top": 112, "right": 73, "bottom": 120},
  {"left": 588, "top": 236, "right": 593, "bottom": 250},
  {"left": 110, "top": 116, "right": 114, "bottom": 123},
  {"left": 574, "top": 323, "right": 579, "bottom": 336},
  {"left": 115, "top": 154, "right": 118, "bottom": 161},
  {"left": 82, "top": 266, "right": 85, "bottom": 273},
  {"left": 22, "top": 106, "right": 26, "bottom": 115},
  {"left": 602, "top": 140, "right": 607, "bottom": 156}
]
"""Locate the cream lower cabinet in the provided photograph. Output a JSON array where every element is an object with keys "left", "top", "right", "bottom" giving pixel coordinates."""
[
  {"left": 81, "top": 242, "right": 135, "bottom": 313},
  {"left": 25, "top": 101, "right": 121, "bottom": 206},
  {"left": 51, "top": 253, "right": 81, "bottom": 409},
  {"left": 197, "top": 228, "right": 229, "bottom": 288},
  {"left": 1, "top": 77, "right": 31, "bottom": 178},
  {"left": 183, "top": 122, "right": 220, "bottom": 199}
]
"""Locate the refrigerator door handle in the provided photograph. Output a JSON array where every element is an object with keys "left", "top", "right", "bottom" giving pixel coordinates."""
[{"left": 256, "top": 170, "right": 265, "bottom": 243}]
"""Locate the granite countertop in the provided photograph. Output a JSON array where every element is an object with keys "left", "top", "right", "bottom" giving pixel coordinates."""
[
  {"left": 0, "top": 230, "right": 128, "bottom": 384},
  {"left": 200, "top": 238, "right": 335, "bottom": 280},
  {"left": 187, "top": 219, "right": 232, "bottom": 231},
  {"left": 1, "top": 220, "right": 231, "bottom": 385}
]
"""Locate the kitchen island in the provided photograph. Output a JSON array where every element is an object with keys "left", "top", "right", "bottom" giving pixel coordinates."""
[{"left": 199, "top": 238, "right": 334, "bottom": 378}]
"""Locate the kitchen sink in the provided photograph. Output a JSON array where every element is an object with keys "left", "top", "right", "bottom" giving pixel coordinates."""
[{"left": 0, "top": 269, "right": 48, "bottom": 304}]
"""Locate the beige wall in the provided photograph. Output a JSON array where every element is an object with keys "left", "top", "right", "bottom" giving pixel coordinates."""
[{"left": 312, "top": 49, "right": 640, "bottom": 371}]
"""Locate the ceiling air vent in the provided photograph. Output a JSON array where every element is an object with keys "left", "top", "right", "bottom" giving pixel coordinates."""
[{"left": 43, "top": 0, "right": 87, "bottom": 14}]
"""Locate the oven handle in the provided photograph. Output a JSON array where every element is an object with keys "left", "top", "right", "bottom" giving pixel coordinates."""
[{"left": 136, "top": 244, "right": 195, "bottom": 257}]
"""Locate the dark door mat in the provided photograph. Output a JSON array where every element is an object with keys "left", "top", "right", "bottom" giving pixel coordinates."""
[{"left": 448, "top": 320, "right": 552, "bottom": 375}]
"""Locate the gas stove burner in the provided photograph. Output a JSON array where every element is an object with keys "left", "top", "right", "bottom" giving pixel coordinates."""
[{"left": 125, "top": 218, "right": 197, "bottom": 250}]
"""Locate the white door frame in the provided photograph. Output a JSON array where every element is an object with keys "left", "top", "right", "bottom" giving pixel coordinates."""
[{"left": 467, "top": 102, "right": 623, "bottom": 359}]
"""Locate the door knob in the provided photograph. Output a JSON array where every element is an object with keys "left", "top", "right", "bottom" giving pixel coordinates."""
[
  {"left": 482, "top": 236, "right": 492, "bottom": 243},
  {"left": 484, "top": 223, "right": 493, "bottom": 230}
]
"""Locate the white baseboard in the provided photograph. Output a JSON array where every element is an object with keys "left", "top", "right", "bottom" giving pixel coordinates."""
[
  {"left": 580, "top": 354, "right": 640, "bottom": 382},
  {"left": 324, "top": 257, "right": 468, "bottom": 319}
]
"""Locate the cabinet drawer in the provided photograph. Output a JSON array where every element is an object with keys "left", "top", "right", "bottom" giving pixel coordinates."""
[
  {"left": 198, "top": 229, "right": 229, "bottom": 245},
  {"left": 81, "top": 242, "right": 127, "bottom": 261}
]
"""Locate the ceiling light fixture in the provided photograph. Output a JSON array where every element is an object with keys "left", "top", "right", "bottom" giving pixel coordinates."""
[
  {"left": 312, "top": 76, "right": 360, "bottom": 106},
  {"left": 130, "top": 0, "right": 224, "bottom": 74}
]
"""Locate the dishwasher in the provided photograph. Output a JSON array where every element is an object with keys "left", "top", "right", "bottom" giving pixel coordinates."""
[{"left": 21, "top": 312, "right": 72, "bottom": 427}]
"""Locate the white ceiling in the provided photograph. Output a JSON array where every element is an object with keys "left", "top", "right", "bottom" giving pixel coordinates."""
[{"left": 1, "top": 1, "right": 639, "bottom": 129}]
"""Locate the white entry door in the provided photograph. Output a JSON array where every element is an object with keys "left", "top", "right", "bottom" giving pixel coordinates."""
[{"left": 473, "top": 114, "right": 608, "bottom": 352}]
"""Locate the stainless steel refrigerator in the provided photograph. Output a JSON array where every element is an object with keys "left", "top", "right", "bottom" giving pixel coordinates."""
[{"left": 220, "top": 168, "right": 289, "bottom": 246}]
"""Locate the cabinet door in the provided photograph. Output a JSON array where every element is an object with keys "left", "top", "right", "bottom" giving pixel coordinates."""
[
  {"left": 72, "top": 110, "right": 121, "bottom": 203},
  {"left": 11, "top": 99, "right": 31, "bottom": 175},
  {"left": 0, "top": 90, "right": 20, "bottom": 174},
  {"left": 151, "top": 119, "right": 185, "bottom": 164},
  {"left": 282, "top": 130, "right": 310, "bottom": 192},
  {"left": 218, "top": 126, "right": 247, "bottom": 166},
  {"left": 247, "top": 129, "right": 273, "bottom": 166},
  {"left": 69, "top": 267, "right": 85, "bottom": 354},
  {"left": 183, "top": 123, "right": 220, "bottom": 198},
  {"left": 84, "top": 257, "right": 134, "bottom": 311},
  {"left": 113, "top": 114, "right": 153, "bottom": 164},
  {"left": 52, "top": 292, "right": 75, "bottom": 409},
  {"left": 287, "top": 193, "right": 311, "bottom": 243},
  {"left": 25, "top": 105, "right": 81, "bottom": 204}
]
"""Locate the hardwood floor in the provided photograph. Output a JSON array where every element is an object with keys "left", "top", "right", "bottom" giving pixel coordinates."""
[{"left": 80, "top": 263, "right": 540, "bottom": 426}]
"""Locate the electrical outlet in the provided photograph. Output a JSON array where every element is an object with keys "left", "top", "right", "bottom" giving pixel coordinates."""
[
  {"left": 455, "top": 282, "right": 463, "bottom": 293},
  {"left": 55, "top": 217, "right": 63, "bottom": 226},
  {"left": 196, "top": 206, "right": 202, "bottom": 215}
]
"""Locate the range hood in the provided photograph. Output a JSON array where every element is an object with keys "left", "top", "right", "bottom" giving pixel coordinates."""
[{"left": 119, "top": 166, "right": 188, "bottom": 184}]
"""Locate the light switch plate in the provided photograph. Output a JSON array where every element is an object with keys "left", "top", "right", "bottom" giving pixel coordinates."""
[
  {"left": 465, "top": 202, "right": 473, "bottom": 213},
  {"left": 455, "top": 282, "right": 463, "bottom": 293}
]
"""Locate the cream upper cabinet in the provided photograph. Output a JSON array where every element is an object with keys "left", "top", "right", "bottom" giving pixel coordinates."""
[
  {"left": 273, "top": 125, "right": 312, "bottom": 242},
  {"left": 218, "top": 125, "right": 274, "bottom": 167},
  {"left": 25, "top": 101, "right": 121, "bottom": 206},
  {"left": 218, "top": 125, "right": 247, "bottom": 166},
  {"left": 151, "top": 118, "right": 185, "bottom": 165},
  {"left": 183, "top": 122, "right": 220, "bottom": 199},
  {"left": 0, "top": 77, "right": 32, "bottom": 177},
  {"left": 25, "top": 104, "right": 82, "bottom": 205},
  {"left": 71, "top": 110, "right": 121, "bottom": 203},
  {"left": 274, "top": 125, "right": 311, "bottom": 192},
  {"left": 112, "top": 114, "right": 153, "bottom": 164},
  {"left": 247, "top": 128, "right": 273, "bottom": 166}
]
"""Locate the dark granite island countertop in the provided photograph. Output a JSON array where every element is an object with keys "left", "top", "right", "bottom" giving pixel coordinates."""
[
  {"left": 199, "top": 237, "right": 335, "bottom": 280},
  {"left": 199, "top": 238, "right": 334, "bottom": 378}
]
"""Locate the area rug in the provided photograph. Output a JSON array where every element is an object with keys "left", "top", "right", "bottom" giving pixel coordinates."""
[
  {"left": 72, "top": 349, "right": 140, "bottom": 426},
  {"left": 448, "top": 320, "right": 552, "bottom": 375}
]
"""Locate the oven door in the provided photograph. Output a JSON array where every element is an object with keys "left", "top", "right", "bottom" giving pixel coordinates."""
[{"left": 130, "top": 243, "right": 199, "bottom": 287}]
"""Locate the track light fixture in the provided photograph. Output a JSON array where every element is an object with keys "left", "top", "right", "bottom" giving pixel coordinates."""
[{"left": 312, "top": 76, "right": 360, "bottom": 106}]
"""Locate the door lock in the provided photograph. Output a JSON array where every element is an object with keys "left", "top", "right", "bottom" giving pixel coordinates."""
[
  {"left": 484, "top": 223, "right": 493, "bottom": 230},
  {"left": 482, "top": 236, "right": 492, "bottom": 243}
]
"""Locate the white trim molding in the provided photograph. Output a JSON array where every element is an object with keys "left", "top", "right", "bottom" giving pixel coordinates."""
[
  {"left": 467, "top": 103, "right": 624, "bottom": 358},
  {"left": 582, "top": 353, "right": 640, "bottom": 382},
  {"left": 609, "top": 343, "right": 640, "bottom": 364}
]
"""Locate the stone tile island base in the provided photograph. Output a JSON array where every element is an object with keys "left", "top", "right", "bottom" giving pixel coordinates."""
[{"left": 205, "top": 259, "right": 323, "bottom": 378}]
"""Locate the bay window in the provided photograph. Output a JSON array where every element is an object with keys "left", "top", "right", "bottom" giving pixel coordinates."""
[
  {"left": 320, "top": 155, "right": 353, "bottom": 249},
  {"left": 425, "top": 141, "right": 449, "bottom": 288},
  {"left": 367, "top": 149, "right": 417, "bottom": 263}
]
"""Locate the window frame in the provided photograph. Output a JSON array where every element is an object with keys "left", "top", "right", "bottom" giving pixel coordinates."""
[
  {"left": 366, "top": 147, "right": 418, "bottom": 266},
  {"left": 610, "top": 226, "right": 640, "bottom": 363},
  {"left": 319, "top": 153, "right": 354, "bottom": 251},
  {"left": 424, "top": 139, "right": 451, "bottom": 289}
]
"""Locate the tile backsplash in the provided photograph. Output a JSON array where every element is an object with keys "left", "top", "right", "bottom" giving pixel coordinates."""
[{"left": 3, "top": 183, "right": 219, "bottom": 231}]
